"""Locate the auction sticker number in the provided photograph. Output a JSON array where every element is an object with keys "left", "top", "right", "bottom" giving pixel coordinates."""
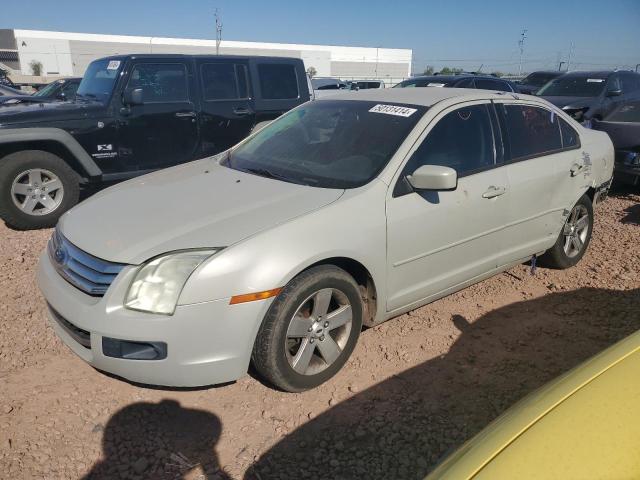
[{"left": 369, "top": 104, "right": 417, "bottom": 117}]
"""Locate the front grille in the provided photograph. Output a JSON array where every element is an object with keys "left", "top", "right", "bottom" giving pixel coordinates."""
[
  {"left": 48, "top": 229, "right": 126, "bottom": 296},
  {"left": 48, "top": 304, "right": 91, "bottom": 349}
]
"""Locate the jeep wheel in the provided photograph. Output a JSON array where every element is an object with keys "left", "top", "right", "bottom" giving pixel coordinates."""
[{"left": 0, "top": 150, "right": 80, "bottom": 230}]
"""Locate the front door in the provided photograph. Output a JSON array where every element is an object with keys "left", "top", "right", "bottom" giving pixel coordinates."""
[
  {"left": 386, "top": 102, "right": 511, "bottom": 312},
  {"left": 118, "top": 61, "right": 199, "bottom": 171}
]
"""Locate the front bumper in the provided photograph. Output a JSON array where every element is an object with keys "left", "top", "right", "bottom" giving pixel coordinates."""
[{"left": 37, "top": 251, "right": 273, "bottom": 387}]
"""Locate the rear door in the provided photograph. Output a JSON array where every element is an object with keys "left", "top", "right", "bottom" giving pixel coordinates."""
[
  {"left": 494, "top": 102, "right": 580, "bottom": 264},
  {"left": 118, "top": 59, "right": 199, "bottom": 171},
  {"left": 197, "top": 58, "right": 255, "bottom": 157},
  {"left": 386, "top": 101, "right": 511, "bottom": 311}
]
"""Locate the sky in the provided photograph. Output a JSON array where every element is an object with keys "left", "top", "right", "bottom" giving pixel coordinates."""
[{"left": 2, "top": 0, "right": 639, "bottom": 74}]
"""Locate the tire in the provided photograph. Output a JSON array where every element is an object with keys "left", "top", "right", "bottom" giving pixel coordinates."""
[
  {"left": 0, "top": 150, "right": 80, "bottom": 230},
  {"left": 252, "top": 265, "right": 363, "bottom": 392},
  {"left": 539, "top": 194, "right": 593, "bottom": 269}
]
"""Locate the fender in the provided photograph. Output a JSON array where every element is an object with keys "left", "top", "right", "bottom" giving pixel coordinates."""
[{"left": 0, "top": 127, "right": 102, "bottom": 177}]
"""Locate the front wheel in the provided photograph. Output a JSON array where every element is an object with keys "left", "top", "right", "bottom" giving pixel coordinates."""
[
  {"left": 0, "top": 150, "right": 80, "bottom": 230},
  {"left": 252, "top": 265, "right": 363, "bottom": 392},
  {"left": 539, "top": 194, "right": 593, "bottom": 269}
]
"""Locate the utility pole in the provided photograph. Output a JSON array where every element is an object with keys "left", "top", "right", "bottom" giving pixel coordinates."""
[
  {"left": 558, "top": 61, "right": 566, "bottom": 71},
  {"left": 215, "top": 9, "right": 223, "bottom": 55},
  {"left": 566, "top": 41, "right": 575, "bottom": 71},
  {"left": 518, "top": 29, "right": 527, "bottom": 77}
]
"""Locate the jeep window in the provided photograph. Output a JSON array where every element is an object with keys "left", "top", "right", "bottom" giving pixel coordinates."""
[
  {"left": 402, "top": 104, "right": 495, "bottom": 178},
  {"left": 201, "top": 63, "right": 249, "bottom": 100},
  {"left": 258, "top": 64, "right": 299, "bottom": 99},
  {"left": 537, "top": 76, "right": 606, "bottom": 97},
  {"left": 127, "top": 63, "right": 188, "bottom": 103},
  {"left": 522, "top": 72, "right": 561, "bottom": 88},
  {"left": 225, "top": 100, "right": 426, "bottom": 188},
  {"left": 76, "top": 59, "right": 122, "bottom": 103},
  {"left": 503, "top": 105, "right": 562, "bottom": 159}
]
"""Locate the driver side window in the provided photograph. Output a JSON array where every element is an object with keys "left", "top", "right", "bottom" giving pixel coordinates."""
[{"left": 403, "top": 104, "right": 496, "bottom": 179}]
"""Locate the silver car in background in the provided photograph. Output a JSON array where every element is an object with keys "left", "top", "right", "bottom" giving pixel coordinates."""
[{"left": 37, "top": 89, "right": 614, "bottom": 392}]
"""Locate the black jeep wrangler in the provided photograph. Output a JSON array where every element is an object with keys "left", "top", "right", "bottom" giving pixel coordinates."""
[{"left": 0, "top": 54, "right": 310, "bottom": 229}]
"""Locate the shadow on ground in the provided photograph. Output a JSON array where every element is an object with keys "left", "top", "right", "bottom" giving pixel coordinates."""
[
  {"left": 84, "top": 399, "right": 231, "bottom": 480},
  {"left": 246, "top": 287, "right": 640, "bottom": 480}
]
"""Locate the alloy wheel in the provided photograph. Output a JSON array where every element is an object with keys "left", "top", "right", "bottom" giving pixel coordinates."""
[
  {"left": 563, "top": 204, "right": 590, "bottom": 258},
  {"left": 11, "top": 168, "right": 64, "bottom": 216}
]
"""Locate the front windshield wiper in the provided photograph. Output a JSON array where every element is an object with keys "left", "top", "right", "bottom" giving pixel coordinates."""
[{"left": 243, "top": 167, "right": 292, "bottom": 182}]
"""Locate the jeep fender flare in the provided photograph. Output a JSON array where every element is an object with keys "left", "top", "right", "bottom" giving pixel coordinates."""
[{"left": 0, "top": 128, "right": 102, "bottom": 177}]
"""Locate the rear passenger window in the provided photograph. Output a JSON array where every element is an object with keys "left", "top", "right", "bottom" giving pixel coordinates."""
[
  {"left": 503, "top": 105, "right": 562, "bottom": 160},
  {"left": 127, "top": 63, "right": 188, "bottom": 103},
  {"left": 559, "top": 118, "right": 579, "bottom": 148},
  {"left": 404, "top": 104, "right": 495, "bottom": 177},
  {"left": 258, "top": 64, "right": 299, "bottom": 99},
  {"left": 201, "top": 63, "right": 249, "bottom": 100}
]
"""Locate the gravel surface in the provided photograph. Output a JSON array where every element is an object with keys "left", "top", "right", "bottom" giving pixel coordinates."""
[{"left": 0, "top": 189, "right": 638, "bottom": 480}]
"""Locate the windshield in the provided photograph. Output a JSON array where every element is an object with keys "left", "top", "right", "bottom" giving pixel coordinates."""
[
  {"left": 33, "top": 80, "right": 62, "bottom": 97},
  {"left": 225, "top": 100, "right": 426, "bottom": 189},
  {"left": 76, "top": 59, "right": 122, "bottom": 104},
  {"left": 522, "top": 72, "right": 560, "bottom": 87},
  {"left": 537, "top": 75, "right": 606, "bottom": 97}
]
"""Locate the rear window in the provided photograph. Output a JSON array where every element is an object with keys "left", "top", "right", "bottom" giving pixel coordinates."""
[
  {"left": 258, "top": 64, "right": 299, "bottom": 99},
  {"left": 502, "top": 105, "right": 562, "bottom": 160}
]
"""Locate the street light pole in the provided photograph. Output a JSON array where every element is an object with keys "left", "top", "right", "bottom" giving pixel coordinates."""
[{"left": 518, "top": 29, "right": 527, "bottom": 77}]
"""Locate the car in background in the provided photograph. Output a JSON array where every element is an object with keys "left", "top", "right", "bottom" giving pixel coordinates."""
[
  {"left": 311, "top": 78, "right": 348, "bottom": 91},
  {"left": 394, "top": 74, "right": 517, "bottom": 93},
  {"left": 426, "top": 329, "right": 640, "bottom": 480},
  {"left": 0, "top": 84, "right": 25, "bottom": 97},
  {"left": 348, "top": 80, "right": 385, "bottom": 90},
  {"left": 37, "top": 88, "right": 613, "bottom": 392},
  {"left": 516, "top": 70, "right": 564, "bottom": 94},
  {"left": 536, "top": 70, "right": 640, "bottom": 123},
  {"left": 0, "top": 77, "right": 81, "bottom": 105},
  {"left": 0, "top": 54, "right": 310, "bottom": 229},
  {"left": 592, "top": 98, "right": 640, "bottom": 186}
]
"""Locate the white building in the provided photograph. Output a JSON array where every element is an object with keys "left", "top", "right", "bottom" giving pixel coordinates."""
[{"left": 0, "top": 29, "right": 412, "bottom": 84}]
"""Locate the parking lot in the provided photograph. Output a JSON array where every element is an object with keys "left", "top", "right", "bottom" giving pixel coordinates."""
[{"left": 0, "top": 186, "right": 637, "bottom": 479}]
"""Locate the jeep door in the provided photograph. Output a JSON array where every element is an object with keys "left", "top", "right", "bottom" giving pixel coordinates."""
[
  {"left": 197, "top": 59, "right": 255, "bottom": 157},
  {"left": 386, "top": 102, "right": 511, "bottom": 312},
  {"left": 118, "top": 59, "right": 199, "bottom": 171}
]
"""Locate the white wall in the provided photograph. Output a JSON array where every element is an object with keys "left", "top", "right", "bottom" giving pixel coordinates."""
[{"left": 15, "top": 36, "right": 74, "bottom": 75}]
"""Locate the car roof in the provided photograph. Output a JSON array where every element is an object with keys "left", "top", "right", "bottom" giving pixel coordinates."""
[
  {"left": 96, "top": 53, "right": 300, "bottom": 62},
  {"left": 563, "top": 71, "right": 613, "bottom": 78},
  {"left": 317, "top": 87, "right": 520, "bottom": 107}
]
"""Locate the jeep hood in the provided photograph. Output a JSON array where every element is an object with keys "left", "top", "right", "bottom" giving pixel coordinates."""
[
  {"left": 0, "top": 99, "right": 104, "bottom": 126},
  {"left": 59, "top": 158, "right": 344, "bottom": 264}
]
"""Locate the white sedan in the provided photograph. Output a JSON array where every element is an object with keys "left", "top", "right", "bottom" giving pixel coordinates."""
[{"left": 37, "top": 88, "right": 614, "bottom": 391}]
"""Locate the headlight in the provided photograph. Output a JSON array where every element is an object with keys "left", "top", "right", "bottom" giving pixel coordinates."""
[{"left": 125, "top": 249, "right": 219, "bottom": 315}]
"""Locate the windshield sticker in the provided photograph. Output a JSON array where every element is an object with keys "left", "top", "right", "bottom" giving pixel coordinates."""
[
  {"left": 106, "top": 60, "right": 121, "bottom": 70},
  {"left": 427, "top": 83, "right": 446, "bottom": 87},
  {"left": 587, "top": 79, "right": 604, "bottom": 83},
  {"left": 369, "top": 104, "right": 417, "bottom": 117}
]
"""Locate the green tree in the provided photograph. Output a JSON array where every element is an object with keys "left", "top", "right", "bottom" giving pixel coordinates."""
[
  {"left": 422, "top": 65, "right": 434, "bottom": 75},
  {"left": 29, "top": 60, "right": 43, "bottom": 76},
  {"left": 491, "top": 71, "right": 504, "bottom": 78},
  {"left": 306, "top": 66, "right": 317, "bottom": 79}
]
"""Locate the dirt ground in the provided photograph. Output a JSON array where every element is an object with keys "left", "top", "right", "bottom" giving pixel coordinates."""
[{"left": 0, "top": 188, "right": 639, "bottom": 480}]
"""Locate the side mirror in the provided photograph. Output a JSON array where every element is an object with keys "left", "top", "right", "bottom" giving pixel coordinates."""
[
  {"left": 407, "top": 165, "right": 457, "bottom": 191},
  {"left": 606, "top": 89, "right": 622, "bottom": 97},
  {"left": 123, "top": 88, "right": 144, "bottom": 106},
  {"left": 56, "top": 92, "right": 66, "bottom": 100}
]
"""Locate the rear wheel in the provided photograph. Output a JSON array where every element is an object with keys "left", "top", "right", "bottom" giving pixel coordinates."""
[
  {"left": 252, "top": 265, "right": 363, "bottom": 392},
  {"left": 539, "top": 194, "right": 593, "bottom": 269},
  {"left": 0, "top": 150, "right": 79, "bottom": 229}
]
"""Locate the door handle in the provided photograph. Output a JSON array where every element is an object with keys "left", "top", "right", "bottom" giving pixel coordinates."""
[
  {"left": 570, "top": 163, "right": 584, "bottom": 177},
  {"left": 175, "top": 111, "right": 196, "bottom": 118},
  {"left": 233, "top": 107, "right": 251, "bottom": 116},
  {"left": 482, "top": 186, "right": 507, "bottom": 199}
]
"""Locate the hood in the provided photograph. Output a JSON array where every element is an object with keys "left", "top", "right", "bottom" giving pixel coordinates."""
[
  {"left": 0, "top": 99, "right": 105, "bottom": 127},
  {"left": 540, "top": 96, "right": 596, "bottom": 110},
  {"left": 59, "top": 158, "right": 344, "bottom": 264}
]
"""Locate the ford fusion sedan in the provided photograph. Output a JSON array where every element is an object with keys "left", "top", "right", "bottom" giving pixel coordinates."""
[{"left": 37, "top": 89, "right": 613, "bottom": 392}]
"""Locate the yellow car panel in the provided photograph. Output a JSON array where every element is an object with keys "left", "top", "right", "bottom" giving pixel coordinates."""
[{"left": 427, "top": 330, "right": 640, "bottom": 480}]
